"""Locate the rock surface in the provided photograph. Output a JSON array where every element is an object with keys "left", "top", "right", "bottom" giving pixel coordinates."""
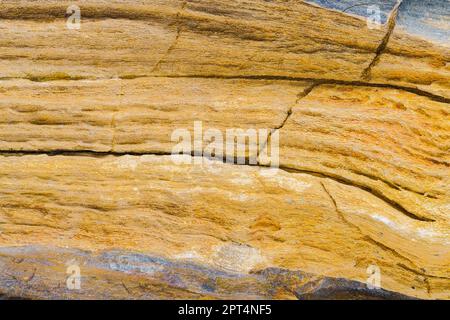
[
  {"left": 0, "top": 246, "right": 414, "bottom": 300},
  {"left": 369, "top": 0, "right": 450, "bottom": 99},
  {"left": 0, "top": 77, "right": 309, "bottom": 156},
  {"left": 0, "top": 155, "right": 448, "bottom": 299},
  {"left": 0, "top": 0, "right": 448, "bottom": 300}
]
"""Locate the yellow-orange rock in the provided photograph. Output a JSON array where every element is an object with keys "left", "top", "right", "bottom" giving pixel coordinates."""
[
  {"left": 0, "top": 0, "right": 448, "bottom": 300},
  {"left": 0, "top": 155, "right": 448, "bottom": 299}
]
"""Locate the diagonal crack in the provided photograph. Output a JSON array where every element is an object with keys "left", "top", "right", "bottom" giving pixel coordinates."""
[
  {"left": 361, "top": 0, "right": 404, "bottom": 80},
  {"left": 276, "top": 83, "right": 317, "bottom": 131},
  {"left": 0, "top": 148, "right": 435, "bottom": 223},
  {"left": 257, "top": 83, "right": 317, "bottom": 158},
  {"left": 151, "top": 1, "right": 187, "bottom": 73},
  {"left": 293, "top": 166, "right": 434, "bottom": 222},
  {"left": 121, "top": 281, "right": 132, "bottom": 295},
  {"left": 319, "top": 181, "right": 432, "bottom": 284}
]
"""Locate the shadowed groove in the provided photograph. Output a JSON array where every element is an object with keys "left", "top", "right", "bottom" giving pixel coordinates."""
[
  {"left": 361, "top": 0, "right": 404, "bottom": 80},
  {"left": 0, "top": 149, "right": 436, "bottom": 223}
]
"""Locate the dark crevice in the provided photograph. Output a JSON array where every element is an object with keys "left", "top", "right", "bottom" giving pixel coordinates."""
[
  {"left": 0, "top": 74, "right": 448, "bottom": 103},
  {"left": 320, "top": 182, "right": 434, "bottom": 282},
  {"left": 347, "top": 168, "right": 439, "bottom": 199},
  {"left": 361, "top": 0, "right": 403, "bottom": 80},
  {"left": 132, "top": 75, "right": 450, "bottom": 103},
  {"left": 121, "top": 282, "right": 132, "bottom": 295},
  {"left": 0, "top": 148, "right": 435, "bottom": 223},
  {"left": 0, "top": 149, "right": 174, "bottom": 158},
  {"left": 257, "top": 83, "right": 317, "bottom": 159},
  {"left": 397, "top": 263, "right": 450, "bottom": 281},
  {"left": 286, "top": 166, "right": 434, "bottom": 222},
  {"left": 275, "top": 83, "right": 318, "bottom": 131}
]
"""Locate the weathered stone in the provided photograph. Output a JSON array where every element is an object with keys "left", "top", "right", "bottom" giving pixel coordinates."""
[
  {"left": 275, "top": 84, "right": 450, "bottom": 223},
  {"left": 0, "top": 0, "right": 387, "bottom": 81},
  {"left": 0, "top": 0, "right": 448, "bottom": 300},
  {"left": 0, "top": 155, "right": 448, "bottom": 299},
  {"left": 0, "top": 246, "right": 414, "bottom": 300},
  {"left": 369, "top": 0, "right": 450, "bottom": 98},
  {"left": 0, "top": 77, "right": 309, "bottom": 157}
]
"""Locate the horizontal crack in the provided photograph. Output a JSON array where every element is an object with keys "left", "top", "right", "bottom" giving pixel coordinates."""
[
  {"left": 1, "top": 75, "right": 447, "bottom": 103},
  {"left": 0, "top": 149, "right": 174, "bottom": 158},
  {"left": 0, "top": 149, "right": 435, "bottom": 222},
  {"left": 0, "top": 5, "right": 177, "bottom": 22},
  {"left": 155, "top": 75, "right": 450, "bottom": 104}
]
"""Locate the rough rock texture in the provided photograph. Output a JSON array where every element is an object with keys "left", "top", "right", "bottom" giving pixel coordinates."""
[
  {"left": 0, "top": 246, "right": 414, "bottom": 300},
  {"left": 0, "top": 0, "right": 389, "bottom": 80},
  {"left": 0, "top": 155, "right": 448, "bottom": 299},
  {"left": 0, "top": 78, "right": 309, "bottom": 156},
  {"left": 276, "top": 85, "right": 450, "bottom": 223},
  {"left": 0, "top": 0, "right": 449, "bottom": 300},
  {"left": 369, "top": 0, "right": 450, "bottom": 99}
]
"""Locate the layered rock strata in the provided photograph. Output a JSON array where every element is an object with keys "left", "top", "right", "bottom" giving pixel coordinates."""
[{"left": 0, "top": 0, "right": 448, "bottom": 300}]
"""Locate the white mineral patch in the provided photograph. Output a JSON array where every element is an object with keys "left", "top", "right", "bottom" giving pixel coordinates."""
[
  {"left": 370, "top": 214, "right": 407, "bottom": 233},
  {"left": 212, "top": 243, "right": 266, "bottom": 273},
  {"left": 174, "top": 251, "right": 202, "bottom": 260},
  {"left": 259, "top": 171, "right": 311, "bottom": 193}
]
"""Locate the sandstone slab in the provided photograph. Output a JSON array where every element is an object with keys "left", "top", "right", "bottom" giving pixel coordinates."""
[{"left": 0, "top": 155, "right": 448, "bottom": 299}]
